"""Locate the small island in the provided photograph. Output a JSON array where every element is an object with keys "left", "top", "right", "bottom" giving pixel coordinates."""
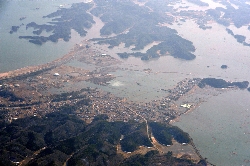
[
  {"left": 221, "top": 65, "right": 228, "bottom": 69},
  {"left": 9, "top": 25, "right": 20, "bottom": 34},
  {"left": 16, "top": 3, "right": 95, "bottom": 45},
  {"left": 11, "top": 0, "right": 196, "bottom": 61},
  {"left": 198, "top": 78, "right": 249, "bottom": 89}
]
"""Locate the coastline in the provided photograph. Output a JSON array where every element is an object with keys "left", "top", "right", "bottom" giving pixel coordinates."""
[
  {"left": 0, "top": 42, "right": 85, "bottom": 81},
  {"left": 1, "top": 38, "right": 249, "bottom": 166},
  {"left": 0, "top": 38, "right": 208, "bottom": 163}
]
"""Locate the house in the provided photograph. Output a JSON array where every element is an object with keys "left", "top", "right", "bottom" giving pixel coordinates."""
[{"left": 53, "top": 73, "right": 60, "bottom": 76}]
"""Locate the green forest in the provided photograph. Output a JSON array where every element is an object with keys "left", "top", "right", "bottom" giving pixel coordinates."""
[{"left": 0, "top": 110, "right": 204, "bottom": 166}]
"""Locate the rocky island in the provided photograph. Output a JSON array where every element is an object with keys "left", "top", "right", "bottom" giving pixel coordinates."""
[{"left": 11, "top": 0, "right": 196, "bottom": 61}]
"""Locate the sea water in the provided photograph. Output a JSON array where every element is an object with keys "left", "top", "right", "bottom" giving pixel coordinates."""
[
  {"left": 0, "top": 0, "right": 87, "bottom": 72},
  {"left": 168, "top": 20, "right": 250, "bottom": 166},
  {"left": 174, "top": 90, "right": 250, "bottom": 166}
]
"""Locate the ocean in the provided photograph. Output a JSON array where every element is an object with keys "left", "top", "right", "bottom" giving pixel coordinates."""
[{"left": 0, "top": 0, "right": 86, "bottom": 72}]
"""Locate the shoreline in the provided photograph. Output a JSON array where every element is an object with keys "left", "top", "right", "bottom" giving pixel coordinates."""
[
  {"left": 0, "top": 42, "right": 86, "bottom": 81},
  {"left": 0, "top": 41, "right": 246, "bottom": 165}
]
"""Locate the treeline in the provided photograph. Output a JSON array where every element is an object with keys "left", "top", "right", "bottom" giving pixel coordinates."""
[
  {"left": 206, "top": 1, "right": 250, "bottom": 28},
  {"left": 0, "top": 111, "right": 204, "bottom": 165},
  {"left": 149, "top": 122, "right": 190, "bottom": 145},
  {"left": 0, "top": 102, "right": 40, "bottom": 108},
  {"left": 91, "top": 0, "right": 196, "bottom": 60},
  {"left": 206, "top": 1, "right": 250, "bottom": 46},
  {"left": 0, "top": 111, "right": 87, "bottom": 165},
  {"left": 187, "top": 0, "right": 209, "bottom": 6},
  {"left": 226, "top": 28, "right": 247, "bottom": 44},
  {"left": 14, "top": 3, "right": 95, "bottom": 45},
  {"left": 50, "top": 88, "right": 91, "bottom": 103},
  {"left": 144, "top": 0, "right": 175, "bottom": 13},
  {"left": 9, "top": 25, "right": 20, "bottom": 34},
  {"left": 117, "top": 35, "right": 196, "bottom": 61},
  {"left": 121, "top": 150, "right": 206, "bottom": 166},
  {"left": 198, "top": 78, "right": 249, "bottom": 89},
  {"left": 12, "top": 0, "right": 198, "bottom": 60},
  {"left": 0, "top": 88, "right": 24, "bottom": 102},
  {"left": 120, "top": 122, "right": 152, "bottom": 152},
  {"left": 0, "top": 66, "right": 55, "bottom": 83},
  {"left": 0, "top": 110, "right": 8, "bottom": 130}
]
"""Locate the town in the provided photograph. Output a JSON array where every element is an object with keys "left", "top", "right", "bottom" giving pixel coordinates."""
[{"left": 0, "top": 40, "right": 244, "bottom": 125}]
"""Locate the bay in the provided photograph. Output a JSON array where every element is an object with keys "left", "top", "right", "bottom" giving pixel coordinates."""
[
  {"left": 174, "top": 90, "right": 250, "bottom": 166},
  {"left": 0, "top": 0, "right": 87, "bottom": 72}
]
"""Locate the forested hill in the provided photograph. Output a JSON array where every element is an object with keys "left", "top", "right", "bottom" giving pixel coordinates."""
[
  {"left": 0, "top": 111, "right": 205, "bottom": 166},
  {"left": 10, "top": 0, "right": 250, "bottom": 61},
  {"left": 11, "top": 0, "right": 196, "bottom": 61}
]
